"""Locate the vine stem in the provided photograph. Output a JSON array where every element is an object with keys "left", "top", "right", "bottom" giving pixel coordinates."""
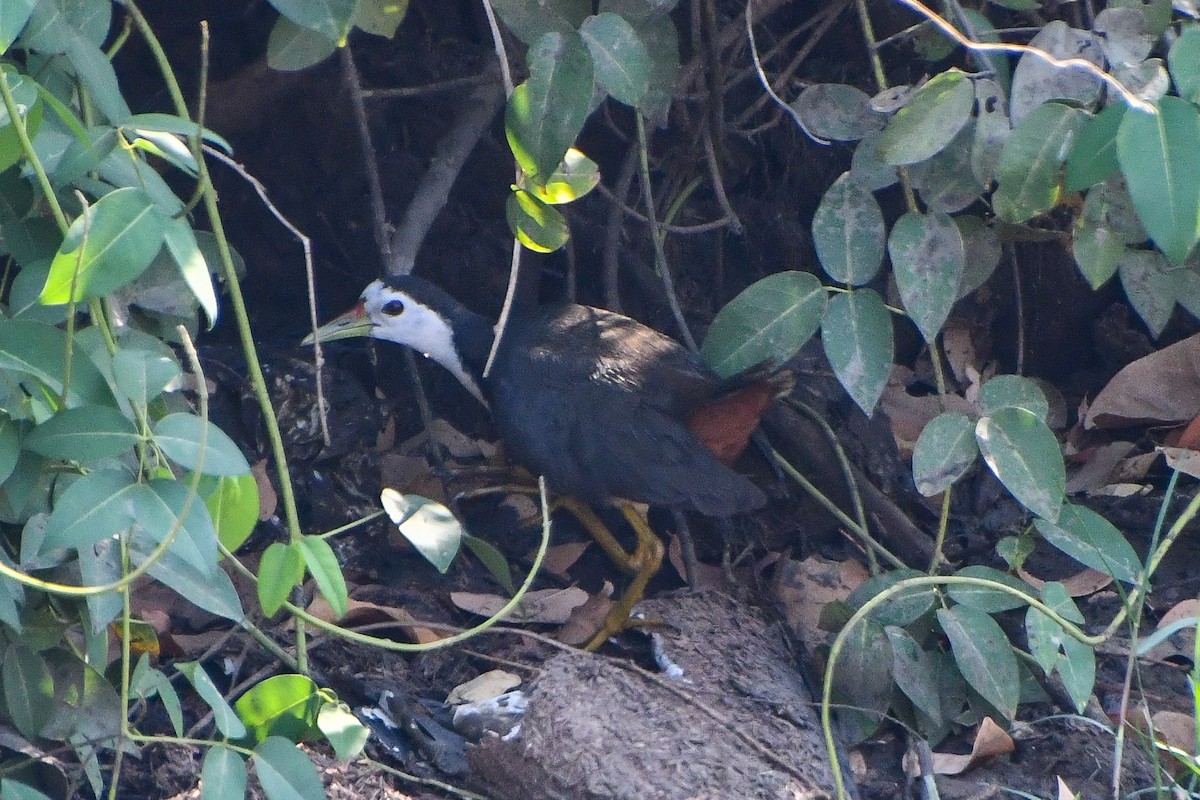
[{"left": 122, "top": 0, "right": 309, "bottom": 673}]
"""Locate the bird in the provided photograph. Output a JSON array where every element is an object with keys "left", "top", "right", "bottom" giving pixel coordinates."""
[{"left": 304, "top": 275, "right": 789, "bottom": 647}]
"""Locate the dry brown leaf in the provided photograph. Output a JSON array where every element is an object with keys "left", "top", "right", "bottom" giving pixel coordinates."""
[
  {"left": 772, "top": 555, "right": 868, "bottom": 650},
  {"left": 880, "top": 367, "right": 976, "bottom": 459},
  {"left": 555, "top": 583, "right": 613, "bottom": 645},
  {"left": 942, "top": 320, "right": 978, "bottom": 385},
  {"left": 1017, "top": 567, "right": 1112, "bottom": 597},
  {"left": 446, "top": 670, "right": 522, "bottom": 705},
  {"left": 538, "top": 541, "right": 591, "bottom": 578},
  {"left": 666, "top": 534, "right": 726, "bottom": 589},
  {"left": 1142, "top": 598, "right": 1198, "bottom": 663},
  {"left": 306, "top": 596, "right": 442, "bottom": 644},
  {"left": 451, "top": 587, "right": 589, "bottom": 624},
  {"left": 1161, "top": 447, "right": 1200, "bottom": 479},
  {"left": 1086, "top": 333, "right": 1200, "bottom": 429},
  {"left": 1152, "top": 710, "right": 1196, "bottom": 766},
  {"left": 251, "top": 459, "right": 278, "bottom": 521},
  {"left": 1065, "top": 441, "right": 1137, "bottom": 494},
  {"left": 1056, "top": 776, "right": 1079, "bottom": 800},
  {"left": 929, "top": 717, "right": 1014, "bottom": 775}
]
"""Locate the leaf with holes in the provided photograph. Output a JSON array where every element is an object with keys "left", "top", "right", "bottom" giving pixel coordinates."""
[
  {"left": 937, "top": 605, "right": 1019, "bottom": 718},
  {"left": 976, "top": 407, "right": 1065, "bottom": 522},
  {"left": 701, "top": 271, "right": 825, "bottom": 379},
  {"left": 821, "top": 289, "right": 892, "bottom": 416},
  {"left": 888, "top": 211, "right": 963, "bottom": 343},
  {"left": 912, "top": 411, "right": 977, "bottom": 496}
]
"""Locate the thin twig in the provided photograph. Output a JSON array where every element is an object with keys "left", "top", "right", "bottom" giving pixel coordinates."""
[
  {"left": 362, "top": 71, "right": 498, "bottom": 100},
  {"left": 202, "top": 145, "right": 329, "bottom": 447}
]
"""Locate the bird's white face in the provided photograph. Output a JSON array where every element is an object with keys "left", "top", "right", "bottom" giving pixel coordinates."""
[{"left": 304, "top": 279, "right": 488, "bottom": 406}]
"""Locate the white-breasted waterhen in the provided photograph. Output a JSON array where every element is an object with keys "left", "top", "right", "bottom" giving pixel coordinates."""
[{"left": 305, "top": 275, "right": 789, "bottom": 648}]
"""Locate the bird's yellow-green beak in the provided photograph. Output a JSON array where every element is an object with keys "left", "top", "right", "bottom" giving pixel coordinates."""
[{"left": 301, "top": 301, "right": 373, "bottom": 344}]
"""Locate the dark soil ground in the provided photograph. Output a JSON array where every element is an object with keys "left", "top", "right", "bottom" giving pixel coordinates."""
[{"left": 104, "top": 2, "right": 1200, "bottom": 798}]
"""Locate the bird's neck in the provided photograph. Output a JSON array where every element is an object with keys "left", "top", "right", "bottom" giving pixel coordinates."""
[{"left": 434, "top": 305, "right": 494, "bottom": 408}]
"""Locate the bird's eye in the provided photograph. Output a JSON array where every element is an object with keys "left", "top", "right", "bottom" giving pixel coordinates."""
[{"left": 381, "top": 300, "right": 405, "bottom": 316}]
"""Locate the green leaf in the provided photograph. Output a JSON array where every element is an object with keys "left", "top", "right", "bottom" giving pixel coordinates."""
[
  {"left": 354, "top": 0, "right": 407, "bottom": 37},
  {"left": 136, "top": 478, "right": 220, "bottom": 573},
  {"left": 971, "top": 77, "right": 1010, "bottom": 187},
  {"left": 1118, "top": 249, "right": 1178, "bottom": 336},
  {"left": 1032, "top": 503, "right": 1141, "bottom": 583},
  {"left": 39, "top": 187, "right": 166, "bottom": 304},
  {"left": 40, "top": 469, "right": 139, "bottom": 552},
  {"left": 112, "top": 346, "right": 182, "bottom": 408},
  {"left": 489, "top": 0, "right": 588, "bottom": 43},
  {"left": 937, "top": 605, "right": 1019, "bottom": 718},
  {"left": 1009, "top": 22, "right": 1103, "bottom": 123},
  {"left": 812, "top": 172, "right": 885, "bottom": 285},
  {"left": 505, "top": 189, "right": 569, "bottom": 253},
  {"left": 162, "top": 215, "right": 219, "bottom": 328},
  {"left": 177, "top": 661, "right": 247, "bottom": 740},
  {"left": 0, "top": 415, "right": 18, "bottom": 485},
  {"left": 992, "top": 102, "right": 1087, "bottom": 223},
  {"left": 1117, "top": 97, "right": 1200, "bottom": 264},
  {"left": 3, "top": 645, "right": 52, "bottom": 738},
  {"left": 506, "top": 32, "right": 593, "bottom": 181},
  {"left": 885, "top": 626, "right": 942, "bottom": 729},
  {"left": 0, "top": 68, "right": 40, "bottom": 175},
  {"left": 0, "top": 0, "right": 36, "bottom": 54},
  {"left": 25, "top": 406, "right": 138, "bottom": 463},
  {"left": 849, "top": 130, "right": 899, "bottom": 191},
  {"left": 0, "top": 321, "right": 116, "bottom": 410},
  {"left": 131, "top": 658, "right": 184, "bottom": 736},
  {"left": 234, "top": 673, "right": 321, "bottom": 744},
  {"left": 201, "top": 745, "right": 247, "bottom": 800},
  {"left": 258, "top": 542, "right": 305, "bottom": 617},
  {"left": 912, "top": 411, "right": 977, "bottom": 496},
  {"left": 200, "top": 473, "right": 260, "bottom": 553},
  {"left": 888, "top": 211, "right": 964, "bottom": 342},
  {"left": 380, "top": 490, "right": 463, "bottom": 574},
  {"left": 528, "top": 148, "right": 600, "bottom": 205},
  {"left": 123, "top": 113, "right": 233, "bottom": 154},
  {"left": 946, "top": 565, "right": 1033, "bottom": 612},
  {"left": 317, "top": 702, "right": 369, "bottom": 761},
  {"left": 580, "top": 12, "right": 650, "bottom": 107},
  {"left": 1057, "top": 632, "right": 1095, "bottom": 714},
  {"left": 463, "top": 533, "right": 515, "bottom": 595},
  {"left": 955, "top": 216, "right": 1002, "bottom": 298},
  {"left": 846, "top": 568, "right": 937, "bottom": 627},
  {"left": 908, "top": 120, "right": 983, "bottom": 215},
  {"left": 821, "top": 289, "right": 893, "bottom": 416},
  {"left": 629, "top": 10, "right": 678, "bottom": 126},
  {"left": 153, "top": 412, "right": 250, "bottom": 476},
  {"left": 791, "top": 83, "right": 883, "bottom": 142},
  {"left": 1169, "top": 26, "right": 1200, "bottom": 105},
  {"left": 1072, "top": 212, "right": 1125, "bottom": 289},
  {"left": 298, "top": 535, "right": 348, "bottom": 620},
  {"left": 252, "top": 737, "right": 325, "bottom": 800},
  {"left": 1066, "top": 104, "right": 1124, "bottom": 192},
  {"left": 266, "top": 15, "right": 337, "bottom": 71},
  {"left": 136, "top": 539, "right": 245, "bottom": 621},
  {"left": 830, "top": 618, "right": 892, "bottom": 742},
  {"left": 268, "top": 0, "right": 359, "bottom": 43},
  {"left": 976, "top": 407, "right": 1065, "bottom": 522},
  {"left": 978, "top": 375, "right": 1049, "bottom": 420},
  {"left": 64, "top": 36, "right": 131, "bottom": 123},
  {"left": 701, "top": 271, "right": 825, "bottom": 378},
  {"left": 876, "top": 69, "right": 974, "bottom": 165}
]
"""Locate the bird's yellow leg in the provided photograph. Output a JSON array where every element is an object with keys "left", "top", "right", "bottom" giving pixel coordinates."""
[{"left": 568, "top": 501, "right": 665, "bottom": 651}]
